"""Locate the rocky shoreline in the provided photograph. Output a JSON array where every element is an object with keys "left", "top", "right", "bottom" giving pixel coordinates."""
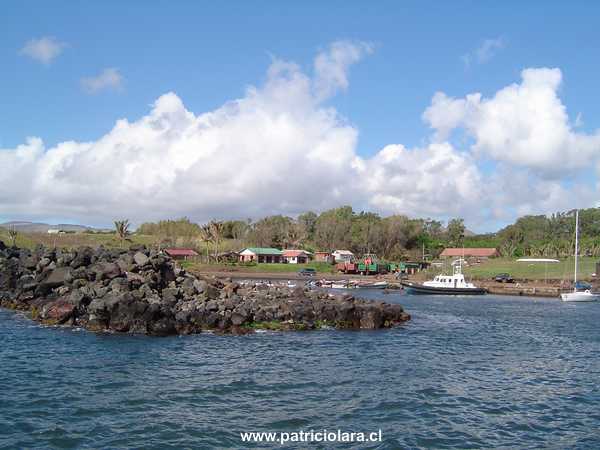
[{"left": 0, "top": 242, "right": 410, "bottom": 336}]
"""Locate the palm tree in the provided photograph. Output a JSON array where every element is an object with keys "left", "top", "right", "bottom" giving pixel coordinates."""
[
  {"left": 499, "top": 239, "right": 518, "bottom": 258},
  {"left": 209, "top": 221, "right": 224, "bottom": 261},
  {"left": 7, "top": 226, "right": 18, "bottom": 247},
  {"left": 199, "top": 225, "right": 213, "bottom": 263},
  {"left": 114, "top": 220, "right": 130, "bottom": 248}
]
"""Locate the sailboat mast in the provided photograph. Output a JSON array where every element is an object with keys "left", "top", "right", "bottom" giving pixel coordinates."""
[{"left": 574, "top": 209, "right": 579, "bottom": 288}]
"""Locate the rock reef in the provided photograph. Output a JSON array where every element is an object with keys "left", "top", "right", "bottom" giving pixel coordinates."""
[{"left": 0, "top": 241, "right": 410, "bottom": 336}]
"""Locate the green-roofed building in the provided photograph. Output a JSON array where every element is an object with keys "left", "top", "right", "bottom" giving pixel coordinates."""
[{"left": 239, "top": 247, "right": 284, "bottom": 263}]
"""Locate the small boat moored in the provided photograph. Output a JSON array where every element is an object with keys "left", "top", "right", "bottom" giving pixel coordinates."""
[
  {"left": 401, "top": 264, "right": 486, "bottom": 295},
  {"left": 560, "top": 210, "right": 599, "bottom": 302}
]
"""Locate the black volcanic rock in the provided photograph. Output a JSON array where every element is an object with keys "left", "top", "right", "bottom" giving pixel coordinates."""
[{"left": 0, "top": 242, "right": 410, "bottom": 335}]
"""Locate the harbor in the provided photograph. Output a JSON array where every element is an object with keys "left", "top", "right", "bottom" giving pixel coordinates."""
[
  {"left": 193, "top": 269, "right": 590, "bottom": 299},
  {"left": 3, "top": 290, "right": 599, "bottom": 449},
  {"left": 3, "top": 3, "right": 600, "bottom": 447}
]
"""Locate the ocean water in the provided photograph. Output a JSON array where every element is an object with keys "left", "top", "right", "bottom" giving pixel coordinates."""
[{"left": 1, "top": 293, "right": 600, "bottom": 449}]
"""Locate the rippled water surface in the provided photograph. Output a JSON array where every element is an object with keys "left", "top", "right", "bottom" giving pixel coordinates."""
[{"left": 2, "top": 293, "right": 600, "bottom": 449}]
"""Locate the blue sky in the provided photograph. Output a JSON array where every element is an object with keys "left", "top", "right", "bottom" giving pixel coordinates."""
[{"left": 2, "top": 1, "right": 600, "bottom": 231}]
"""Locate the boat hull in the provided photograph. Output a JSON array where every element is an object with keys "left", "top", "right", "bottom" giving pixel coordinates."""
[
  {"left": 357, "top": 282, "right": 388, "bottom": 289},
  {"left": 401, "top": 281, "right": 487, "bottom": 295},
  {"left": 560, "top": 291, "right": 600, "bottom": 302}
]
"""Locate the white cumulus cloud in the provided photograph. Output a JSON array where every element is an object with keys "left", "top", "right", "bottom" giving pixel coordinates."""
[
  {"left": 423, "top": 67, "right": 600, "bottom": 176},
  {"left": 360, "top": 143, "right": 483, "bottom": 219},
  {"left": 20, "top": 36, "right": 66, "bottom": 64},
  {"left": 3, "top": 43, "right": 599, "bottom": 230},
  {"left": 81, "top": 68, "right": 124, "bottom": 94},
  {"left": 1, "top": 42, "right": 370, "bottom": 224}
]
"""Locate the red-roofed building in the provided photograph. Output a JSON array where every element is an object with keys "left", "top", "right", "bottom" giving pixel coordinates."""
[
  {"left": 440, "top": 248, "right": 499, "bottom": 259},
  {"left": 282, "top": 249, "right": 311, "bottom": 264},
  {"left": 165, "top": 248, "right": 199, "bottom": 260}
]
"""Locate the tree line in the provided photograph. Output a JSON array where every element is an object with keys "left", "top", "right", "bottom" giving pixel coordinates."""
[
  {"left": 135, "top": 207, "right": 468, "bottom": 261},
  {"left": 133, "top": 206, "right": 600, "bottom": 261},
  {"left": 496, "top": 209, "right": 600, "bottom": 258}
]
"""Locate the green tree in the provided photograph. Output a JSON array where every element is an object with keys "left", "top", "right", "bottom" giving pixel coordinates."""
[
  {"left": 314, "top": 206, "right": 354, "bottom": 251},
  {"left": 250, "top": 215, "right": 294, "bottom": 247},
  {"left": 209, "top": 221, "right": 224, "bottom": 259},
  {"left": 298, "top": 211, "right": 318, "bottom": 240},
  {"left": 350, "top": 212, "right": 381, "bottom": 255},
  {"left": 446, "top": 218, "right": 466, "bottom": 247}
]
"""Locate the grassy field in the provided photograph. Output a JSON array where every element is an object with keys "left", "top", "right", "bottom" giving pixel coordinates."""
[
  {"left": 182, "top": 261, "right": 337, "bottom": 274},
  {"left": 0, "top": 230, "right": 158, "bottom": 250},
  {"left": 4, "top": 229, "right": 597, "bottom": 282},
  {"left": 454, "top": 257, "right": 599, "bottom": 281}
]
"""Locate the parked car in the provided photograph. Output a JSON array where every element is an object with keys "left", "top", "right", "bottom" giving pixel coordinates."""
[
  {"left": 574, "top": 281, "right": 592, "bottom": 291},
  {"left": 494, "top": 273, "right": 514, "bottom": 283},
  {"left": 298, "top": 268, "right": 317, "bottom": 277}
]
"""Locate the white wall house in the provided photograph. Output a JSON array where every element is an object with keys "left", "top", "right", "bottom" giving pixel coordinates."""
[
  {"left": 282, "top": 250, "right": 311, "bottom": 264},
  {"left": 238, "top": 248, "right": 283, "bottom": 263}
]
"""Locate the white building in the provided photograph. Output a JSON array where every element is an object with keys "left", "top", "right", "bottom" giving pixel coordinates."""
[
  {"left": 282, "top": 250, "right": 311, "bottom": 264},
  {"left": 238, "top": 248, "right": 283, "bottom": 263},
  {"left": 332, "top": 249, "right": 354, "bottom": 263}
]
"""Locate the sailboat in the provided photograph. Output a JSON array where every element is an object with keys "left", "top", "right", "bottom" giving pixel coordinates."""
[{"left": 560, "top": 210, "right": 599, "bottom": 302}]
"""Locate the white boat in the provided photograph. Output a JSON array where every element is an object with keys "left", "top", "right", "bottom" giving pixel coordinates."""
[
  {"left": 561, "top": 290, "right": 598, "bottom": 302},
  {"left": 561, "top": 209, "right": 599, "bottom": 302},
  {"left": 401, "top": 263, "right": 486, "bottom": 295},
  {"left": 357, "top": 281, "right": 389, "bottom": 289}
]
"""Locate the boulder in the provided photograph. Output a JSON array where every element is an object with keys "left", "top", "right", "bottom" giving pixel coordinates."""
[
  {"left": 0, "top": 258, "right": 19, "bottom": 290},
  {"left": 133, "top": 252, "right": 149, "bottom": 267},
  {"left": 162, "top": 287, "right": 180, "bottom": 305},
  {"left": 87, "top": 293, "right": 122, "bottom": 329},
  {"left": 93, "top": 262, "right": 122, "bottom": 280},
  {"left": 108, "top": 294, "right": 149, "bottom": 332},
  {"left": 206, "top": 285, "right": 220, "bottom": 300},
  {"left": 36, "top": 267, "right": 72, "bottom": 294},
  {"left": 148, "top": 316, "right": 176, "bottom": 336},
  {"left": 41, "top": 298, "right": 76, "bottom": 324},
  {"left": 193, "top": 279, "right": 207, "bottom": 294},
  {"left": 70, "top": 247, "right": 94, "bottom": 269},
  {"left": 357, "top": 304, "right": 383, "bottom": 329},
  {"left": 1, "top": 242, "right": 410, "bottom": 336},
  {"left": 20, "top": 255, "right": 38, "bottom": 270}
]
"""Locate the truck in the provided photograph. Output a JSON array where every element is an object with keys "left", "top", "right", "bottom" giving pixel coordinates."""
[
  {"left": 356, "top": 254, "right": 388, "bottom": 275},
  {"left": 336, "top": 261, "right": 358, "bottom": 274}
]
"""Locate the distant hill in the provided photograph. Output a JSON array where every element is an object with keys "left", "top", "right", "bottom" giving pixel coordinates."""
[{"left": 0, "top": 221, "right": 110, "bottom": 233}]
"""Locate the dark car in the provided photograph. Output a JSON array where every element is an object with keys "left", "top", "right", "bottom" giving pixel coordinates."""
[
  {"left": 298, "top": 268, "right": 317, "bottom": 277},
  {"left": 494, "top": 273, "right": 514, "bottom": 283},
  {"left": 575, "top": 281, "right": 592, "bottom": 291}
]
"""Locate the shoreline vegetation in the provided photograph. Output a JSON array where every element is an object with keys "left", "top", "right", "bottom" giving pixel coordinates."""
[
  {"left": 2, "top": 206, "right": 598, "bottom": 296},
  {"left": 0, "top": 241, "right": 410, "bottom": 336},
  {"left": 180, "top": 257, "right": 598, "bottom": 281}
]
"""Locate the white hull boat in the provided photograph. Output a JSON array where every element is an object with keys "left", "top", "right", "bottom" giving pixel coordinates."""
[
  {"left": 402, "top": 263, "right": 486, "bottom": 295},
  {"left": 560, "top": 291, "right": 600, "bottom": 302},
  {"left": 561, "top": 209, "right": 599, "bottom": 303}
]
